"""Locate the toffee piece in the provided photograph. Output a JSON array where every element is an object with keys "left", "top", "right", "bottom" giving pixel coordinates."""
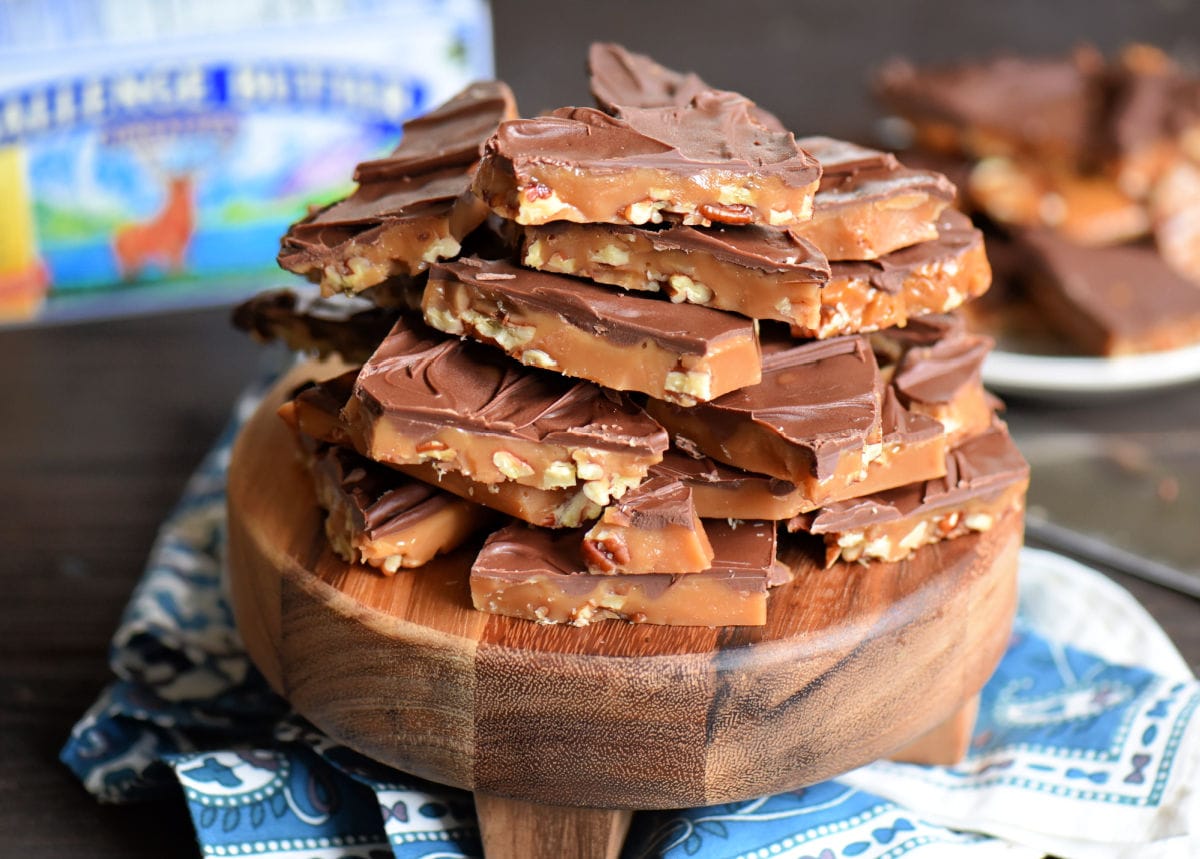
[
  {"left": 521, "top": 220, "right": 831, "bottom": 328},
  {"left": 471, "top": 519, "right": 777, "bottom": 627},
  {"left": 309, "top": 444, "right": 489, "bottom": 572},
  {"left": 1021, "top": 230, "right": 1200, "bottom": 355},
  {"left": 232, "top": 288, "right": 399, "bottom": 364},
  {"left": 280, "top": 372, "right": 604, "bottom": 528},
  {"left": 646, "top": 336, "right": 883, "bottom": 492},
  {"left": 875, "top": 47, "right": 1105, "bottom": 166},
  {"left": 422, "top": 257, "right": 762, "bottom": 405},
  {"left": 472, "top": 98, "right": 821, "bottom": 228},
  {"left": 345, "top": 318, "right": 669, "bottom": 505},
  {"left": 791, "top": 422, "right": 1029, "bottom": 566},
  {"left": 581, "top": 476, "right": 714, "bottom": 574},
  {"left": 587, "top": 41, "right": 786, "bottom": 131},
  {"left": 875, "top": 318, "right": 996, "bottom": 446},
  {"left": 652, "top": 383, "right": 947, "bottom": 520},
  {"left": 278, "top": 81, "right": 517, "bottom": 295},
  {"left": 588, "top": 42, "right": 709, "bottom": 116},
  {"left": 790, "top": 136, "right": 957, "bottom": 261},
  {"left": 792, "top": 209, "right": 992, "bottom": 339}
]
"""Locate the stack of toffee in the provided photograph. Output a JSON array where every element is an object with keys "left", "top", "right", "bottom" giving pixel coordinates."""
[
  {"left": 241, "top": 44, "right": 1029, "bottom": 627},
  {"left": 878, "top": 44, "right": 1200, "bottom": 356}
]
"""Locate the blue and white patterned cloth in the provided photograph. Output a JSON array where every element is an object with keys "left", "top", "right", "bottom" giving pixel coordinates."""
[{"left": 63, "top": 384, "right": 1200, "bottom": 859}]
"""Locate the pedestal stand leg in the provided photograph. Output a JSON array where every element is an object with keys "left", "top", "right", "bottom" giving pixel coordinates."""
[
  {"left": 887, "top": 694, "right": 980, "bottom": 766},
  {"left": 475, "top": 792, "right": 633, "bottom": 859}
]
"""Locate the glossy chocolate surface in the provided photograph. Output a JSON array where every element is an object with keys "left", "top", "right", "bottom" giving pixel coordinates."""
[
  {"left": 587, "top": 42, "right": 786, "bottom": 131},
  {"left": 651, "top": 336, "right": 880, "bottom": 480},
  {"left": 354, "top": 81, "right": 517, "bottom": 182},
  {"left": 484, "top": 97, "right": 817, "bottom": 185},
  {"left": 353, "top": 318, "right": 668, "bottom": 454},
  {"left": 430, "top": 257, "right": 758, "bottom": 352},
  {"left": 1022, "top": 230, "right": 1200, "bottom": 347}
]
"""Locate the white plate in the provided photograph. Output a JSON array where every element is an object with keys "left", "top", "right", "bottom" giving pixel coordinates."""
[{"left": 982, "top": 342, "right": 1200, "bottom": 398}]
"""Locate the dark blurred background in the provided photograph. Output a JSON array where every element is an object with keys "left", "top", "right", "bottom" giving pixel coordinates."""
[{"left": 494, "top": 0, "right": 1200, "bottom": 139}]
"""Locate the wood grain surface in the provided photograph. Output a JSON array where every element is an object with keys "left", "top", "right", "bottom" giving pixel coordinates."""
[{"left": 227, "top": 364, "right": 1022, "bottom": 810}]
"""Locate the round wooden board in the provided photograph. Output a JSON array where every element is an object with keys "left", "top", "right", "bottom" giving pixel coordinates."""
[{"left": 227, "top": 362, "right": 1022, "bottom": 810}]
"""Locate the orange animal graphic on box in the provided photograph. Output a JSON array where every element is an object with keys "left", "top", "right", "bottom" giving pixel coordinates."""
[{"left": 113, "top": 175, "right": 195, "bottom": 280}]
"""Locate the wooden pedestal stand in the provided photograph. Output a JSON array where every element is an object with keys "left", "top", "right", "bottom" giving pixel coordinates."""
[{"left": 226, "top": 365, "right": 1021, "bottom": 859}]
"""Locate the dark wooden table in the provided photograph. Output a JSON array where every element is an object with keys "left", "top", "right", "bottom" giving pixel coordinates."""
[{"left": 6, "top": 2, "right": 1200, "bottom": 854}]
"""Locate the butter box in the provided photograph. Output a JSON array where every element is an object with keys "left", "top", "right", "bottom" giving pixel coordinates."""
[{"left": 0, "top": 0, "right": 493, "bottom": 323}]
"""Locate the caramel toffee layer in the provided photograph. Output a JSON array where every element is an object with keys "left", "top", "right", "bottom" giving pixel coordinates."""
[
  {"left": 278, "top": 81, "right": 516, "bottom": 293},
  {"left": 1020, "top": 229, "right": 1200, "bottom": 355},
  {"left": 346, "top": 318, "right": 669, "bottom": 503},
  {"left": 423, "top": 257, "right": 761, "bottom": 405},
  {"left": 793, "top": 209, "right": 992, "bottom": 338},
  {"left": 587, "top": 42, "right": 786, "bottom": 131},
  {"left": 791, "top": 421, "right": 1029, "bottom": 566},
  {"left": 231, "top": 288, "right": 399, "bottom": 364},
  {"left": 521, "top": 220, "right": 830, "bottom": 328},
  {"left": 791, "top": 136, "right": 957, "bottom": 261},
  {"left": 472, "top": 96, "right": 820, "bottom": 228},
  {"left": 581, "top": 475, "right": 714, "bottom": 575},
  {"left": 471, "top": 519, "right": 777, "bottom": 626},
  {"left": 309, "top": 444, "right": 488, "bottom": 572},
  {"left": 646, "top": 335, "right": 882, "bottom": 490}
]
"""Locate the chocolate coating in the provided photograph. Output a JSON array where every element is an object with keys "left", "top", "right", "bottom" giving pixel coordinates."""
[
  {"left": 1021, "top": 229, "right": 1200, "bottom": 351},
  {"left": 354, "top": 81, "right": 517, "bottom": 182},
  {"left": 486, "top": 97, "right": 818, "bottom": 185},
  {"left": 231, "top": 288, "right": 399, "bottom": 363},
  {"left": 639, "top": 222, "right": 829, "bottom": 280},
  {"left": 891, "top": 327, "right": 992, "bottom": 407},
  {"left": 651, "top": 336, "right": 880, "bottom": 481},
  {"left": 314, "top": 445, "right": 458, "bottom": 538},
  {"left": 430, "top": 257, "right": 757, "bottom": 352},
  {"left": 289, "top": 169, "right": 472, "bottom": 235},
  {"left": 799, "top": 135, "right": 957, "bottom": 207},
  {"left": 588, "top": 43, "right": 708, "bottom": 115},
  {"left": 601, "top": 475, "right": 697, "bottom": 530},
  {"left": 800, "top": 136, "right": 900, "bottom": 189},
  {"left": 587, "top": 42, "right": 785, "bottom": 131},
  {"left": 653, "top": 447, "right": 798, "bottom": 497},
  {"left": 353, "top": 318, "right": 668, "bottom": 455}
]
